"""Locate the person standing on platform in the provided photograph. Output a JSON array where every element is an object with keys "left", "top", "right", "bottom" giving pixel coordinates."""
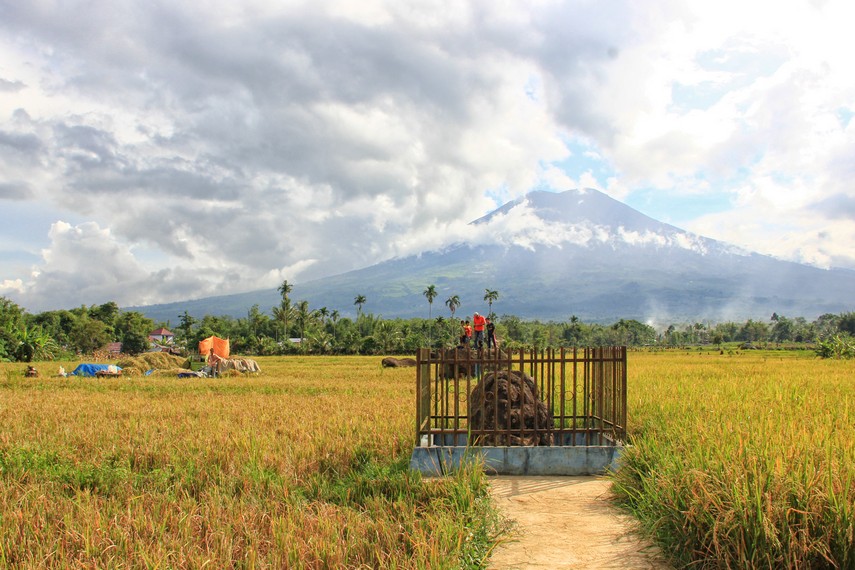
[
  {"left": 486, "top": 318, "right": 497, "bottom": 349},
  {"left": 472, "top": 312, "right": 486, "bottom": 349}
]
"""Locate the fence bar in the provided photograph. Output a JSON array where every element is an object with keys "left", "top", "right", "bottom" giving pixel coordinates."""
[{"left": 415, "top": 346, "right": 626, "bottom": 448}]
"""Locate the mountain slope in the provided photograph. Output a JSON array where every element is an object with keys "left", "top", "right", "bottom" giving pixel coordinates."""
[{"left": 133, "top": 189, "right": 855, "bottom": 323}]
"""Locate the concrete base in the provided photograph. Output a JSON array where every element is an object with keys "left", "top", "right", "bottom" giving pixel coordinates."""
[{"left": 409, "top": 445, "right": 623, "bottom": 476}]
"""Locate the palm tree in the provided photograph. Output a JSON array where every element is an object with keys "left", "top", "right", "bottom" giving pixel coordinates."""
[
  {"left": 445, "top": 295, "right": 460, "bottom": 319},
  {"left": 317, "top": 306, "right": 329, "bottom": 329},
  {"left": 354, "top": 294, "right": 367, "bottom": 317},
  {"left": 330, "top": 309, "right": 340, "bottom": 345},
  {"left": 273, "top": 302, "right": 293, "bottom": 341},
  {"left": 423, "top": 284, "right": 438, "bottom": 346},
  {"left": 272, "top": 304, "right": 290, "bottom": 342},
  {"left": 275, "top": 279, "right": 293, "bottom": 341},
  {"left": 423, "top": 285, "right": 438, "bottom": 319},
  {"left": 484, "top": 289, "right": 499, "bottom": 318},
  {"left": 277, "top": 279, "right": 293, "bottom": 302},
  {"left": 294, "top": 300, "right": 311, "bottom": 351}
]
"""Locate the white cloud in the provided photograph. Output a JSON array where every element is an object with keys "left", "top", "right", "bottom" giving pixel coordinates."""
[{"left": 0, "top": 0, "right": 853, "bottom": 311}]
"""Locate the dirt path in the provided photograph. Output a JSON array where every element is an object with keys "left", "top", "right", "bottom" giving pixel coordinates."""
[{"left": 487, "top": 476, "right": 671, "bottom": 569}]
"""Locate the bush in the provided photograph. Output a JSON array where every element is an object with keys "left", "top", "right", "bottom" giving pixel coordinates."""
[{"left": 815, "top": 333, "right": 855, "bottom": 359}]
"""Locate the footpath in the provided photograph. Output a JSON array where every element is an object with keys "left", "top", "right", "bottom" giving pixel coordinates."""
[{"left": 487, "top": 476, "right": 671, "bottom": 570}]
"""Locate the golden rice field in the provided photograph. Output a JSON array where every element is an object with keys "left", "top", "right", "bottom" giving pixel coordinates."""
[
  {"left": 0, "top": 356, "right": 501, "bottom": 569},
  {"left": 1, "top": 350, "right": 853, "bottom": 568},
  {"left": 615, "top": 349, "right": 855, "bottom": 569}
]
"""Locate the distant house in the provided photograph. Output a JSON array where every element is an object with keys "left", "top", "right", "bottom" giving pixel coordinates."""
[
  {"left": 148, "top": 327, "right": 175, "bottom": 344},
  {"left": 105, "top": 342, "right": 123, "bottom": 355}
]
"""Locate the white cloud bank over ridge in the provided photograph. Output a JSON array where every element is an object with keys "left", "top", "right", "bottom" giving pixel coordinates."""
[{"left": 0, "top": 0, "right": 853, "bottom": 312}]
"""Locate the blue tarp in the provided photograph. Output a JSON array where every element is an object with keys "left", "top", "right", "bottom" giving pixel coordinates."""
[{"left": 71, "top": 363, "right": 122, "bottom": 377}]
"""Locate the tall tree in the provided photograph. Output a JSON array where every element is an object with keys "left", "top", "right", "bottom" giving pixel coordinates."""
[
  {"left": 354, "top": 294, "right": 367, "bottom": 317},
  {"left": 423, "top": 285, "right": 438, "bottom": 346},
  {"left": 317, "top": 306, "right": 329, "bottom": 327},
  {"left": 69, "top": 317, "right": 112, "bottom": 354},
  {"left": 294, "top": 301, "right": 312, "bottom": 350},
  {"left": 115, "top": 311, "right": 155, "bottom": 355},
  {"left": 272, "top": 303, "right": 292, "bottom": 341},
  {"left": 177, "top": 310, "right": 196, "bottom": 342},
  {"left": 277, "top": 279, "right": 293, "bottom": 301},
  {"left": 445, "top": 295, "right": 460, "bottom": 319},
  {"left": 275, "top": 279, "right": 293, "bottom": 341},
  {"left": 484, "top": 289, "right": 499, "bottom": 317},
  {"left": 330, "top": 309, "right": 340, "bottom": 344},
  {"left": 423, "top": 285, "right": 438, "bottom": 319}
]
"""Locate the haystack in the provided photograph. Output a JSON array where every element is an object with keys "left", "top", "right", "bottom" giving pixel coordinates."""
[
  {"left": 116, "top": 353, "right": 188, "bottom": 376},
  {"left": 468, "top": 369, "right": 554, "bottom": 446}
]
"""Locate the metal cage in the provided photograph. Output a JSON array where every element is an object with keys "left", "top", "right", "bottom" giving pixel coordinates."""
[{"left": 415, "top": 346, "right": 627, "bottom": 448}]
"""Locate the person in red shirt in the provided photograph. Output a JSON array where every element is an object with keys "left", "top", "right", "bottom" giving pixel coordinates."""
[{"left": 472, "top": 312, "right": 487, "bottom": 349}]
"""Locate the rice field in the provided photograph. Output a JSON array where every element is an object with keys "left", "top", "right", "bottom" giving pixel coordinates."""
[
  {"left": 1, "top": 350, "right": 853, "bottom": 568},
  {"left": 613, "top": 349, "right": 855, "bottom": 568},
  {"left": 0, "top": 356, "right": 502, "bottom": 569}
]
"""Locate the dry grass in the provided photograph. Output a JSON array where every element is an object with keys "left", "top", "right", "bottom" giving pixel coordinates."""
[
  {"left": 115, "top": 352, "right": 188, "bottom": 376},
  {"left": 0, "top": 356, "right": 501, "bottom": 569}
]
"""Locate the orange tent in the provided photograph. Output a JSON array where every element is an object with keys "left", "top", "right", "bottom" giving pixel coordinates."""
[{"left": 198, "top": 336, "right": 230, "bottom": 359}]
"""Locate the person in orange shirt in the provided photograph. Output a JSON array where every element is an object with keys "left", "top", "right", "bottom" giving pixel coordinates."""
[{"left": 472, "top": 312, "right": 486, "bottom": 349}]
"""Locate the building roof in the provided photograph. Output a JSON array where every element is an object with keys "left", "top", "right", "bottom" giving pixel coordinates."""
[{"left": 149, "top": 327, "right": 174, "bottom": 336}]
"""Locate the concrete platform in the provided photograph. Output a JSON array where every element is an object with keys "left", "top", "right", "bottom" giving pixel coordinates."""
[{"left": 409, "top": 445, "right": 623, "bottom": 476}]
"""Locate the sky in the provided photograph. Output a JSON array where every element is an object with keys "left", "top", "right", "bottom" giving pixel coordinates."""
[{"left": 1, "top": 0, "right": 853, "bottom": 313}]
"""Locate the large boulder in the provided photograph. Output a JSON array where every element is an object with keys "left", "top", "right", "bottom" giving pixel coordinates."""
[
  {"left": 468, "top": 369, "right": 554, "bottom": 446},
  {"left": 381, "top": 357, "right": 417, "bottom": 368}
]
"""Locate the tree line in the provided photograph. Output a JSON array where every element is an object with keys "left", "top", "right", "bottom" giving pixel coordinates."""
[{"left": 1, "top": 288, "right": 854, "bottom": 362}]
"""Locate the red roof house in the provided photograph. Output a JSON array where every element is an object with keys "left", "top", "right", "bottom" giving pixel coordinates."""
[{"left": 148, "top": 327, "right": 175, "bottom": 344}]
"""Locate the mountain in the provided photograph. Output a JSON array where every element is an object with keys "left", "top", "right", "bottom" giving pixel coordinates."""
[{"left": 133, "top": 189, "right": 855, "bottom": 324}]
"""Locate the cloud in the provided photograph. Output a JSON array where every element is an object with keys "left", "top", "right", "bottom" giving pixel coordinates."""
[
  {"left": 0, "top": 78, "right": 25, "bottom": 92},
  {"left": 0, "top": 0, "right": 853, "bottom": 311},
  {"left": 14, "top": 220, "right": 291, "bottom": 312},
  {"left": 0, "top": 181, "right": 33, "bottom": 200}
]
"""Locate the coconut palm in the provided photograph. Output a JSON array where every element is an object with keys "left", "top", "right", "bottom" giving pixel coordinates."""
[
  {"left": 272, "top": 303, "right": 292, "bottom": 342},
  {"left": 484, "top": 289, "right": 499, "bottom": 318},
  {"left": 317, "top": 306, "right": 329, "bottom": 328},
  {"left": 445, "top": 295, "right": 460, "bottom": 319},
  {"left": 294, "top": 300, "right": 311, "bottom": 351},
  {"left": 354, "top": 294, "right": 367, "bottom": 317},
  {"left": 330, "top": 309, "right": 340, "bottom": 346},
  {"left": 275, "top": 279, "right": 293, "bottom": 341},
  {"left": 277, "top": 279, "right": 293, "bottom": 301},
  {"left": 423, "top": 284, "right": 438, "bottom": 346}
]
